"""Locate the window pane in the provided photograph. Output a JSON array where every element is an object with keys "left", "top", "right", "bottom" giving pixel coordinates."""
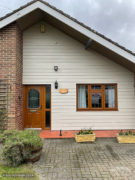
[
  {"left": 46, "top": 111, "right": 50, "bottom": 128},
  {"left": 78, "top": 85, "right": 88, "bottom": 108},
  {"left": 105, "top": 85, "right": 115, "bottom": 108},
  {"left": 92, "top": 93, "right": 102, "bottom": 108},
  {"left": 28, "top": 89, "right": 40, "bottom": 108},
  {"left": 92, "top": 85, "right": 101, "bottom": 90},
  {"left": 46, "top": 85, "right": 51, "bottom": 109}
]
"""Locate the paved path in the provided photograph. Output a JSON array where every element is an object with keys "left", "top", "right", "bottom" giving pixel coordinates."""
[{"left": 33, "top": 138, "right": 135, "bottom": 180}]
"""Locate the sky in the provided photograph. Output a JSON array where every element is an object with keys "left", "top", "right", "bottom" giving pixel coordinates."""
[{"left": 0, "top": 0, "right": 135, "bottom": 52}]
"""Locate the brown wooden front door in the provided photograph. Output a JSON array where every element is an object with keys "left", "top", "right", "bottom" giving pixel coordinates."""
[{"left": 23, "top": 85, "right": 51, "bottom": 129}]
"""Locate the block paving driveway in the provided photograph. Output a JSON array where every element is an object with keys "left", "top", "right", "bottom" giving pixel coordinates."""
[{"left": 33, "top": 138, "right": 135, "bottom": 180}]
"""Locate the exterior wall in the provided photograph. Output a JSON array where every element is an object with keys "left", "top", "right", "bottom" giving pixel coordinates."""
[
  {"left": 23, "top": 22, "right": 135, "bottom": 130},
  {"left": 0, "top": 22, "right": 23, "bottom": 129}
]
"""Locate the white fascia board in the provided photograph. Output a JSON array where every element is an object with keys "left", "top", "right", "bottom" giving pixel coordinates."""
[
  {"left": 38, "top": 2, "right": 135, "bottom": 64},
  {"left": 0, "top": 1, "right": 135, "bottom": 64},
  {"left": 0, "top": 2, "right": 39, "bottom": 28}
]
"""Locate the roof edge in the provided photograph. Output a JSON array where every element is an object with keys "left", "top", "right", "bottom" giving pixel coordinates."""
[{"left": 0, "top": 0, "right": 135, "bottom": 61}]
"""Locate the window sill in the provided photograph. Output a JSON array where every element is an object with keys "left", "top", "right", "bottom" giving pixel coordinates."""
[{"left": 77, "top": 108, "right": 118, "bottom": 111}]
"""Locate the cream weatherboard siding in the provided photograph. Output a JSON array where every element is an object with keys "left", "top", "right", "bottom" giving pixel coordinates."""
[{"left": 23, "top": 22, "right": 135, "bottom": 130}]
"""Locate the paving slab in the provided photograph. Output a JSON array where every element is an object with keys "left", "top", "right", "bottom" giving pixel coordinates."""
[{"left": 32, "top": 138, "right": 135, "bottom": 180}]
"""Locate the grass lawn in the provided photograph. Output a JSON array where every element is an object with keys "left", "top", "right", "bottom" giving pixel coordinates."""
[{"left": 0, "top": 163, "right": 38, "bottom": 180}]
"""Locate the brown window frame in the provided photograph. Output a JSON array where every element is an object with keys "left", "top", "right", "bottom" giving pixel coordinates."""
[{"left": 76, "top": 84, "right": 118, "bottom": 111}]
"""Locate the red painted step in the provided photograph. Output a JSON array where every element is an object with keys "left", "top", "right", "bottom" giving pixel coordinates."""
[{"left": 40, "top": 130, "right": 122, "bottom": 139}]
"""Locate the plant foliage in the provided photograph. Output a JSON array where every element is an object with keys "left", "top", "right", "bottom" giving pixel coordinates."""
[
  {"left": 0, "top": 130, "right": 18, "bottom": 143},
  {"left": 0, "top": 109, "right": 7, "bottom": 131},
  {"left": 118, "top": 130, "right": 135, "bottom": 136},
  {"left": 0, "top": 130, "right": 43, "bottom": 167},
  {"left": 77, "top": 129, "right": 94, "bottom": 135}
]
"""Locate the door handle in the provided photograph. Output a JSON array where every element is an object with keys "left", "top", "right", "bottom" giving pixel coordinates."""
[{"left": 40, "top": 105, "right": 42, "bottom": 109}]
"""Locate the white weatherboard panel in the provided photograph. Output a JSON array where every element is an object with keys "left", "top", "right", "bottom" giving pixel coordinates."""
[{"left": 23, "top": 22, "right": 135, "bottom": 130}]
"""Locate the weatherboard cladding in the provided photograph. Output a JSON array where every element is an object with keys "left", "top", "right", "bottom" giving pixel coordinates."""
[
  {"left": 23, "top": 22, "right": 135, "bottom": 130},
  {"left": 0, "top": 0, "right": 135, "bottom": 131},
  {"left": 0, "top": 0, "right": 135, "bottom": 57}
]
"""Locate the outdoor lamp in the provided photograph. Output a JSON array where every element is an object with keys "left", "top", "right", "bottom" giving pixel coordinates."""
[
  {"left": 55, "top": 81, "right": 58, "bottom": 89},
  {"left": 54, "top": 66, "right": 58, "bottom": 72},
  {"left": 40, "top": 24, "right": 46, "bottom": 33}
]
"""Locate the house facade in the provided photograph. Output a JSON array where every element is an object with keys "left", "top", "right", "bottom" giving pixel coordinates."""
[{"left": 0, "top": 0, "right": 135, "bottom": 135}]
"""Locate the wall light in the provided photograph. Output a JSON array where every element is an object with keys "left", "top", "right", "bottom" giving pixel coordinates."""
[
  {"left": 40, "top": 24, "right": 46, "bottom": 33},
  {"left": 55, "top": 81, "right": 58, "bottom": 89},
  {"left": 18, "top": 95, "right": 22, "bottom": 100},
  {"left": 54, "top": 66, "right": 58, "bottom": 72}
]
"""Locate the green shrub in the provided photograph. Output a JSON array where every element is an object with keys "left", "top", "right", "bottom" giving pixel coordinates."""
[
  {"left": 119, "top": 130, "right": 124, "bottom": 136},
  {"left": 77, "top": 128, "right": 94, "bottom": 135},
  {"left": 18, "top": 130, "right": 42, "bottom": 148},
  {"left": 0, "top": 109, "right": 7, "bottom": 131},
  {"left": 2, "top": 139, "right": 24, "bottom": 167},
  {"left": 128, "top": 130, "right": 133, "bottom": 135},
  {"left": 125, "top": 131, "right": 129, "bottom": 136},
  {"left": 0, "top": 129, "right": 19, "bottom": 143},
  {"left": 1, "top": 130, "right": 43, "bottom": 167},
  {"left": 118, "top": 130, "right": 135, "bottom": 136}
]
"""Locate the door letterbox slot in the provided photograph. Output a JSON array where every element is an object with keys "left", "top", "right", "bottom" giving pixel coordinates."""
[{"left": 30, "top": 110, "right": 37, "bottom": 112}]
